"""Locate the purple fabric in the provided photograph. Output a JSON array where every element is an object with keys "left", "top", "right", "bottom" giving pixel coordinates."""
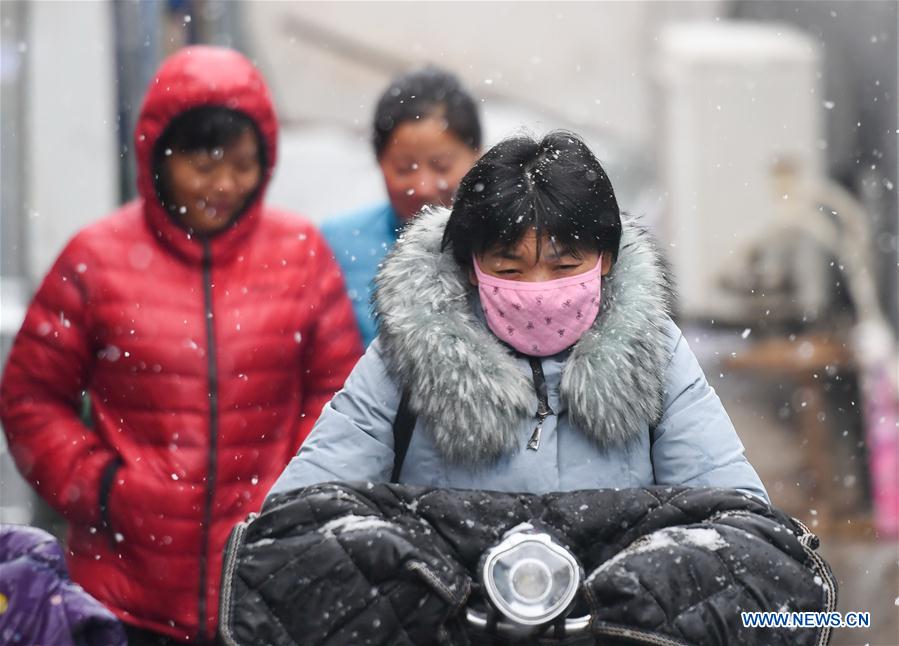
[{"left": 0, "top": 524, "right": 126, "bottom": 646}]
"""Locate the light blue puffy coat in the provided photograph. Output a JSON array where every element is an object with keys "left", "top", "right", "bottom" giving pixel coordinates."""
[{"left": 270, "top": 208, "right": 769, "bottom": 502}]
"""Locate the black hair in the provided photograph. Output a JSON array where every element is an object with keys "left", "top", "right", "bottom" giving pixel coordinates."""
[
  {"left": 372, "top": 65, "right": 481, "bottom": 158},
  {"left": 154, "top": 106, "right": 265, "bottom": 164},
  {"left": 152, "top": 106, "right": 266, "bottom": 215},
  {"left": 442, "top": 131, "right": 622, "bottom": 269}
]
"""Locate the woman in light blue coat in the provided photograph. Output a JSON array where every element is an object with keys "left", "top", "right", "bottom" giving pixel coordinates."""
[{"left": 270, "top": 133, "right": 768, "bottom": 503}]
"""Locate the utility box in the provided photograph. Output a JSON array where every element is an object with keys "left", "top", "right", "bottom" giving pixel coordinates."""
[{"left": 656, "top": 22, "right": 823, "bottom": 324}]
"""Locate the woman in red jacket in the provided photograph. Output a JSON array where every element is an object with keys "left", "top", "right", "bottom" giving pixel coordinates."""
[{"left": 0, "top": 46, "right": 362, "bottom": 644}]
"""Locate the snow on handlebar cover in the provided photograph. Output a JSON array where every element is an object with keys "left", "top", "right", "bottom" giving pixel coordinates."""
[{"left": 219, "top": 482, "right": 836, "bottom": 646}]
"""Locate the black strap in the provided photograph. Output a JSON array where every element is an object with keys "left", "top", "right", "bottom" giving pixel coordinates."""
[{"left": 390, "top": 390, "right": 416, "bottom": 483}]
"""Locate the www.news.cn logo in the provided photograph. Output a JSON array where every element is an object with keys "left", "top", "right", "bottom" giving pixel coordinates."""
[{"left": 741, "top": 611, "right": 871, "bottom": 629}]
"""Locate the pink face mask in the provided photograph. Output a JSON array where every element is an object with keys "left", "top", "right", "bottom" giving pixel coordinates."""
[{"left": 473, "top": 254, "right": 603, "bottom": 356}]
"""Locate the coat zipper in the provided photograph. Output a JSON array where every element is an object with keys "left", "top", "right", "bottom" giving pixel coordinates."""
[
  {"left": 198, "top": 240, "right": 220, "bottom": 641},
  {"left": 526, "top": 357, "right": 554, "bottom": 450}
]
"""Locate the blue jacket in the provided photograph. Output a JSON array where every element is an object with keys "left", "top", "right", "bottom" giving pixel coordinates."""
[
  {"left": 320, "top": 202, "right": 402, "bottom": 346},
  {"left": 270, "top": 208, "right": 769, "bottom": 502}
]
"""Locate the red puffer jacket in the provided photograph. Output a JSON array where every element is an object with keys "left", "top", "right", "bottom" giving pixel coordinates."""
[{"left": 0, "top": 47, "right": 363, "bottom": 641}]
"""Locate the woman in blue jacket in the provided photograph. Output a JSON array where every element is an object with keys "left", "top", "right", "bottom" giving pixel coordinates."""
[
  {"left": 270, "top": 132, "right": 769, "bottom": 502},
  {"left": 321, "top": 66, "right": 481, "bottom": 345}
]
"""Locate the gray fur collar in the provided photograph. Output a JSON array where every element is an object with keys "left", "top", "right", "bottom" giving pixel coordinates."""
[{"left": 374, "top": 206, "right": 672, "bottom": 465}]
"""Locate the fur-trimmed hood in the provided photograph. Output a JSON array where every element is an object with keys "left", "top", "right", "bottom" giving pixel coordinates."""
[{"left": 374, "top": 206, "right": 673, "bottom": 465}]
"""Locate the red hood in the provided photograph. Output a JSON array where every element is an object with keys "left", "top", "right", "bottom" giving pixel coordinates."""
[{"left": 134, "top": 46, "right": 279, "bottom": 263}]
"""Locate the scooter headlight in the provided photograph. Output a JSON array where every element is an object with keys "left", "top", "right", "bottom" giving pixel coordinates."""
[{"left": 480, "top": 524, "right": 581, "bottom": 626}]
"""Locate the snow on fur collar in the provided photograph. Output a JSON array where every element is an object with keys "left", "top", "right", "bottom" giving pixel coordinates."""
[{"left": 374, "top": 206, "right": 673, "bottom": 465}]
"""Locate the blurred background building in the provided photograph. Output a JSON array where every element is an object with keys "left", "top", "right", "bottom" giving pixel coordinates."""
[{"left": 1, "top": 2, "right": 897, "bottom": 643}]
